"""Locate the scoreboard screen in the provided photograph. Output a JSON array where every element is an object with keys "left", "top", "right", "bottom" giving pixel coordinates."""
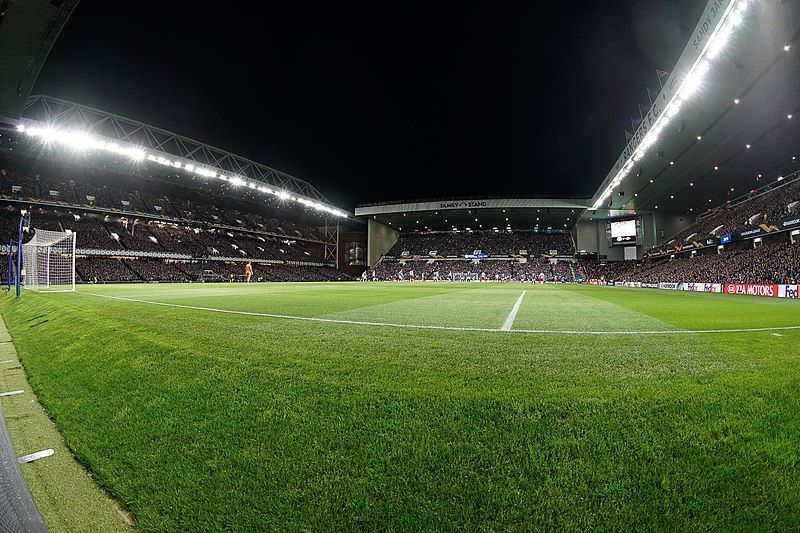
[{"left": 607, "top": 217, "right": 642, "bottom": 246}]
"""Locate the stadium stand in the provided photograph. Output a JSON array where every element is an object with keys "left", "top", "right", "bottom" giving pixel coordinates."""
[
  {"left": 581, "top": 239, "right": 800, "bottom": 285},
  {"left": 373, "top": 258, "right": 573, "bottom": 282},
  {"left": 653, "top": 173, "right": 800, "bottom": 248},
  {"left": 575, "top": 169, "right": 800, "bottom": 287},
  {"left": 370, "top": 229, "right": 576, "bottom": 282},
  {"left": 384, "top": 230, "right": 574, "bottom": 258},
  {"left": 0, "top": 153, "right": 352, "bottom": 283}
]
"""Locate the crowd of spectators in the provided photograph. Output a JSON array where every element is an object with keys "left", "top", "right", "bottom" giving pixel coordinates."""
[
  {"left": 371, "top": 258, "right": 574, "bottom": 282},
  {"left": 71, "top": 257, "right": 349, "bottom": 283},
  {"left": 0, "top": 206, "right": 326, "bottom": 263},
  {"left": 386, "top": 230, "right": 574, "bottom": 257},
  {"left": 0, "top": 154, "right": 354, "bottom": 283},
  {"left": 657, "top": 175, "right": 800, "bottom": 248},
  {"left": 0, "top": 155, "right": 326, "bottom": 242},
  {"left": 581, "top": 239, "right": 800, "bottom": 285},
  {"left": 75, "top": 257, "right": 140, "bottom": 283}
]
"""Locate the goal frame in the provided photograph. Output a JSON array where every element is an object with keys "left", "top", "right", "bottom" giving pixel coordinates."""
[{"left": 21, "top": 229, "right": 77, "bottom": 292}]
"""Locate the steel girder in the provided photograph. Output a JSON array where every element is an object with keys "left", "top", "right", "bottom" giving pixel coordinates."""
[{"left": 22, "top": 94, "right": 335, "bottom": 207}]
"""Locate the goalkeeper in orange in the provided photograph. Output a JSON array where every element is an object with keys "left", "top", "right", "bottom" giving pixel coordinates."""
[{"left": 244, "top": 261, "right": 253, "bottom": 283}]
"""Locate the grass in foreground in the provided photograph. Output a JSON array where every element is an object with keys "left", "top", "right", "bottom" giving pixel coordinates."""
[
  {"left": 0, "top": 316, "right": 131, "bottom": 532},
  {"left": 1, "top": 282, "right": 799, "bottom": 530}
]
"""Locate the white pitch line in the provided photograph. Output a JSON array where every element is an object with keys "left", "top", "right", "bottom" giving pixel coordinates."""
[
  {"left": 501, "top": 290, "right": 526, "bottom": 331},
  {"left": 83, "top": 292, "right": 800, "bottom": 336}
]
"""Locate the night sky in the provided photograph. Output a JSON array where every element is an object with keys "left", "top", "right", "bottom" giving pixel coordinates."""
[{"left": 33, "top": 1, "right": 705, "bottom": 209}]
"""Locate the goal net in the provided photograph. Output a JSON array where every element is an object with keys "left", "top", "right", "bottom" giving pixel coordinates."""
[{"left": 22, "top": 229, "right": 76, "bottom": 292}]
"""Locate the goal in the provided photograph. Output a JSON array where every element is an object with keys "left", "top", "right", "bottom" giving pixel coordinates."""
[{"left": 22, "top": 229, "right": 76, "bottom": 292}]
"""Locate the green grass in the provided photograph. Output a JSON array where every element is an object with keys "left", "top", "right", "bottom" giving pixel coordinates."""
[
  {"left": 0, "top": 318, "right": 132, "bottom": 532},
  {"left": 1, "top": 282, "right": 799, "bottom": 530}
]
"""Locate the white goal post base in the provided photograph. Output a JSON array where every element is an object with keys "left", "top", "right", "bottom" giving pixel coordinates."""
[{"left": 22, "top": 229, "right": 76, "bottom": 292}]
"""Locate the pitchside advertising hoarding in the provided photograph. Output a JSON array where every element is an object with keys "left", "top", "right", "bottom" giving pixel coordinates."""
[
  {"left": 722, "top": 284, "right": 800, "bottom": 298},
  {"left": 650, "top": 282, "right": 799, "bottom": 298},
  {"left": 589, "top": 280, "right": 799, "bottom": 298}
]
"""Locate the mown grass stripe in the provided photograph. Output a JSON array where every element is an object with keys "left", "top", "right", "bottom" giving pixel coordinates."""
[{"left": 84, "top": 291, "right": 800, "bottom": 335}]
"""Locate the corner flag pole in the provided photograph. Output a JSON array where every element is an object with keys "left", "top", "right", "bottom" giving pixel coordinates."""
[
  {"left": 16, "top": 216, "right": 23, "bottom": 298},
  {"left": 6, "top": 240, "right": 11, "bottom": 292}
]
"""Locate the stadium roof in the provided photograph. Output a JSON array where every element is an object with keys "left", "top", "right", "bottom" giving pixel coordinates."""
[
  {"left": 0, "top": 0, "right": 78, "bottom": 121},
  {"left": 355, "top": 198, "right": 588, "bottom": 232},
  {"left": 11, "top": 95, "right": 350, "bottom": 218},
  {"left": 583, "top": 0, "right": 800, "bottom": 221},
  {"left": 360, "top": 0, "right": 800, "bottom": 231}
]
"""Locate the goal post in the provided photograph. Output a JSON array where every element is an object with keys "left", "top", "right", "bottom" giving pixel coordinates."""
[{"left": 21, "top": 229, "right": 76, "bottom": 292}]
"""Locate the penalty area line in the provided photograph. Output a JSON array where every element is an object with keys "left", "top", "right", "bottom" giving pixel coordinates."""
[
  {"left": 82, "top": 292, "right": 800, "bottom": 336},
  {"left": 501, "top": 290, "right": 526, "bottom": 331}
]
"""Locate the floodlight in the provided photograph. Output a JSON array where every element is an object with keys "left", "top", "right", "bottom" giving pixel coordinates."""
[
  {"left": 665, "top": 103, "right": 680, "bottom": 118},
  {"left": 681, "top": 60, "right": 709, "bottom": 97},
  {"left": 40, "top": 127, "right": 57, "bottom": 142},
  {"left": 63, "top": 132, "right": 94, "bottom": 150},
  {"left": 707, "top": 26, "right": 732, "bottom": 58}
]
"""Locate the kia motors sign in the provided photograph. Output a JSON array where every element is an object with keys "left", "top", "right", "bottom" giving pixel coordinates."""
[{"left": 723, "top": 284, "right": 778, "bottom": 297}]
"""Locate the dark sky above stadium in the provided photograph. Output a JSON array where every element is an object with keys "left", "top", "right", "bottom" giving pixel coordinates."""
[{"left": 34, "top": 1, "right": 705, "bottom": 209}]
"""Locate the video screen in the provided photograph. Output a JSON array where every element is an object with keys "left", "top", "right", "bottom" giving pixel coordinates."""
[
  {"left": 610, "top": 219, "right": 636, "bottom": 239},
  {"left": 607, "top": 218, "right": 641, "bottom": 246}
]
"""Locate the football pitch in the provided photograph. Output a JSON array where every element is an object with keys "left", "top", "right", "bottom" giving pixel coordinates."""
[{"left": 2, "top": 282, "right": 800, "bottom": 530}]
